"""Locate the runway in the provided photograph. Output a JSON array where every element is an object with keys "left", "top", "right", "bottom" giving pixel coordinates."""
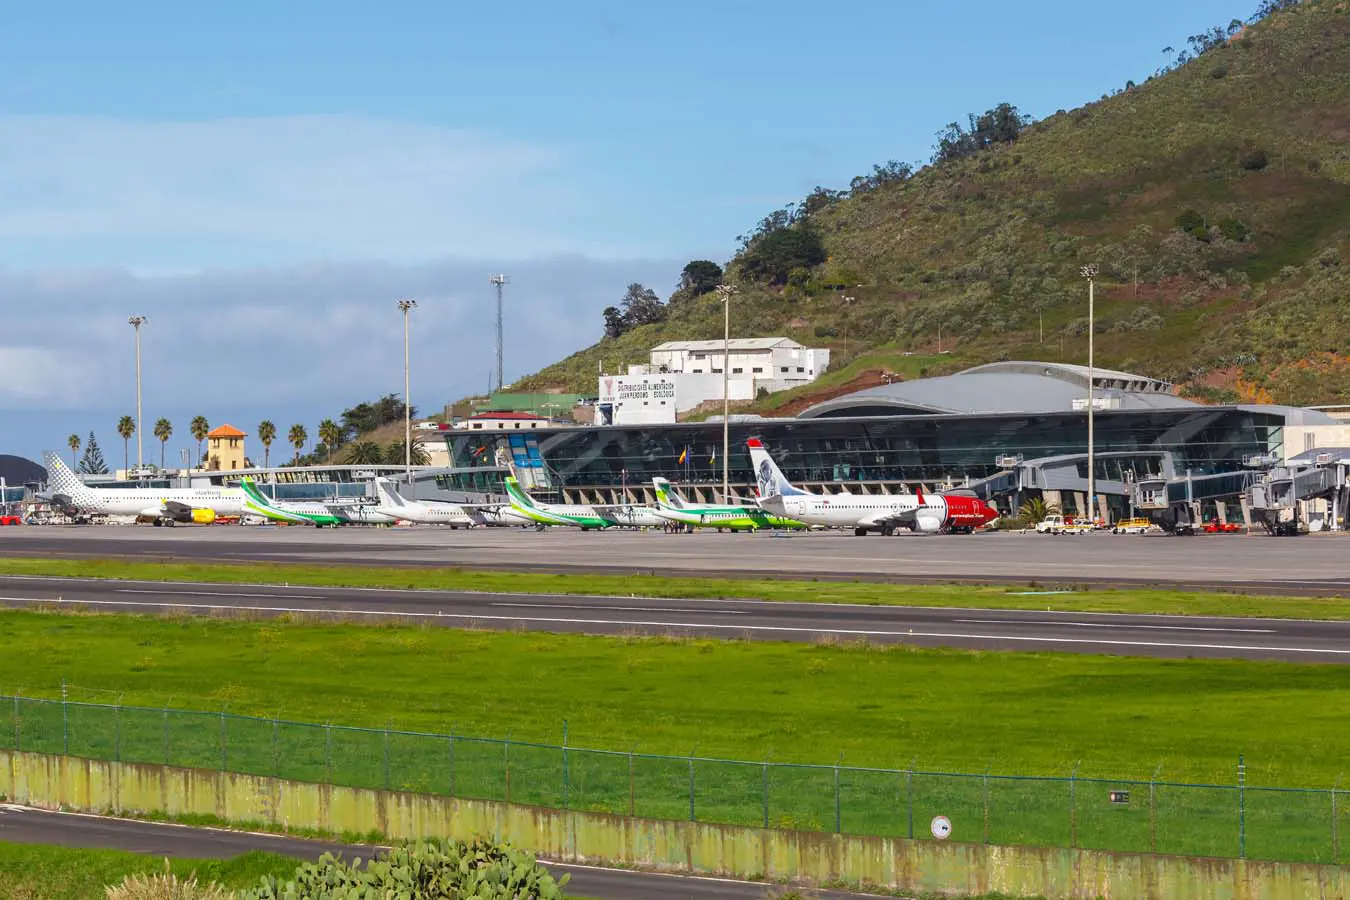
[
  {"left": 2, "top": 574, "right": 1347, "bottom": 661},
  {"left": 4, "top": 525, "right": 1350, "bottom": 594},
  {"left": 0, "top": 804, "right": 876, "bottom": 900}
]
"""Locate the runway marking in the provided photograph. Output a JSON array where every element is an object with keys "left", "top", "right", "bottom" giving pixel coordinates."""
[
  {"left": 12, "top": 596, "right": 1350, "bottom": 657},
  {"left": 954, "top": 618, "right": 1278, "bottom": 634},
  {"left": 115, "top": 589, "right": 326, "bottom": 600},
  {"left": 491, "top": 602, "right": 749, "bottom": 615}
]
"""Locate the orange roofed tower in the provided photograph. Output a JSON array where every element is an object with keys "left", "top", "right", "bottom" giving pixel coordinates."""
[{"left": 206, "top": 424, "right": 247, "bottom": 471}]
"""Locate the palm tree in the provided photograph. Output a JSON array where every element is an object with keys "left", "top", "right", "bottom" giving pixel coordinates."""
[
  {"left": 1017, "top": 496, "right": 1061, "bottom": 525},
  {"left": 189, "top": 416, "right": 210, "bottom": 470},
  {"left": 343, "top": 441, "right": 385, "bottom": 465},
  {"left": 116, "top": 416, "right": 136, "bottom": 474},
  {"left": 257, "top": 420, "right": 277, "bottom": 469},
  {"left": 385, "top": 438, "right": 430, "bottom": 467},
  {"left": 67, "top": 434, "right": 81, "bottom": 467},
  {"left": 287, "top": 424, "right": 308, "bottom": 462},
  {"left": 318, "top": 418, "right": 342, "bottom": 461},
  {"left": 152, "top": 418, "right": 173, "bottom": 469}
]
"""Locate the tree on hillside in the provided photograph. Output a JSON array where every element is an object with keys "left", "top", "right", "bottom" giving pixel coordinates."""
[
  {"left": 848, "top": 160, "right": 913, "bottom": 195},
  {"left": 67, "top": 434, "right": 81, "bottom": 468},
  {"left": 318, "top": 419, "right": 342, "bottom": 461},
  {"left": 78, "top": 431, "right": 109, "bottom": 475},
  {"left": 739, "top": 221, "right": 828, "bottom": 285},
  {"left": 116, "top": 416, "right": 135, "bottom": 474},
  {"left": 340, "top": 395, "right": 413, "bottom": 441},
  {"left": 600, "top": 283, "right": 666, "bottom": 339},
  {"left": 932, "top": 103, "right": 1033, "bottom": 164},
  {"left": 675, "top": 260, "right": 723, "bottom": 300},
  {"left": 152, "top": 418, "right": 173, "bottom": 469},
  {"left": 385, "top": 438, "right": 430, "bottom": 467},
  {"left": 257, "top": 420, "right": 277, "bottom": 469},
  {"left": 287, "top": 424, "right": 307, "bottom": 462},
  {"left": 343, "top": 441, "right": 384, "bottom": 465},
  {"left": 189, "top": 416, "right": 210, "bottom": 469}
]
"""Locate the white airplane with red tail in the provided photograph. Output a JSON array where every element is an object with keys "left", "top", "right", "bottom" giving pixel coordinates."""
[{"left": 746, "top": 438, "right": 998, "bottom": 535}]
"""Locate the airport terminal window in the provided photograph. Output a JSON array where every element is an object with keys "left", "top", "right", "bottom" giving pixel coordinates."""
[
  {"left": 753, "top": 367, "right": 763, "bottom": 373},
  {"left": 732, "top": 367, "right": 743, "bottom": 374}
]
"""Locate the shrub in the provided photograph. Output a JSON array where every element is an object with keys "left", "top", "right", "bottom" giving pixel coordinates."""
[
  {"left": 106, "top": 862, "right": 233, "bottom": 900},
  {"left": 1175, "top": 208, "right": 1209, "bottom": 241},
  {"left": 1210, "top": 65, "right": 1229, "bottom": 78},
  {"left": 239, "top": 839, "right": 568, "bottom": 900},
  {"left": 1239, "top": 148, "right": 1269, "bottom": 171},
  {"left": 1218, "top": 217, "right": 1251, "bottom": 243}
]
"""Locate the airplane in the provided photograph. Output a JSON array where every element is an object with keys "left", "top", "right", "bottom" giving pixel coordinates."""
[
  {"left": 746, "top": 438, "right": 999, "bottom": 535},
  {"left": 651, "top": 477, "right": 807, "bottom": 532},
  {"left": 503, "top": 476, "right": 664, "bottom": 529},
  {"left": 240, "top": 478, "right": 397, "bottom": 527},
  {"left": 371, "top": 477, "right": 482, "bottom": 527},
  {"left": 41, "top": 451, "right": 241, "bottom": 526}
]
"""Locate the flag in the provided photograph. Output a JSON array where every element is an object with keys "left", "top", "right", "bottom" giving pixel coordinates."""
[
  {"left": 709, "top": 448, "right": 716, "bottom": 464},
  {"left": 678, "top": 447, "right": 687, "bottom": 465}
]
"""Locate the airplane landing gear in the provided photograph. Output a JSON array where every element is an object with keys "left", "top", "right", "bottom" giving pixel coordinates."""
[{"left": 854, "top": 526, "right": 869, "bottom": 536}]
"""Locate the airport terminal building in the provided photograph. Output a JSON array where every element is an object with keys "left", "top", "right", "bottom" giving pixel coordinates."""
[{"left": 428, "top": 361, "right": 1345, "bottom": 521}]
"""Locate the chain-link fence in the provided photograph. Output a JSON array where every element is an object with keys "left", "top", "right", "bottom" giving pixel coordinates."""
[{"left": 1, "top": 693, "right": 1343, "bottom": 865}]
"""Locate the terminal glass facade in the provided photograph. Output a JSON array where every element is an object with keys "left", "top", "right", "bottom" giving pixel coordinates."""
[{"left": 440, "top": 408, "right": 1284, "bottom": 493}]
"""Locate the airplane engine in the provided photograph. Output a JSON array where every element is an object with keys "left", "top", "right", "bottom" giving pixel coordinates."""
[
  {"left": 162, "top": 501, "right": 216, "bottom": 524},
  {"left": 190, "top": 508, "right": 217, "bottom": 524},
  {"left": 912, "top": 511, "right": 944, "bottom": 533}
]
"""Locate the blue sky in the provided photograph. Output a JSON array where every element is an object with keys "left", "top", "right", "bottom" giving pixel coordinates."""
[{"left": 1, "top": 0, "right": 1250, "bottom": 465}]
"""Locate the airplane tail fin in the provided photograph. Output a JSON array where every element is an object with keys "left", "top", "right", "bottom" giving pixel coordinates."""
[
  {"left": 373, "top": 477, "right": 406, "bottom": 508},
  {"left": 503, "top": 476, "right": 537, "bottom": 509},
  {"left": 915, "top": 483, "right": 926, "bottom": 506},
  {"left": 239, "top": 477, "right": 277, "bottom": 509},
  {"left": 746, "top": 438, "right": 802, "bottom": 499},
  {"left": 652, "top": 477, "right": 684, "bottom": 509},
  {"left": 42, "top": 451, "right": 98, "bottom": 505}
]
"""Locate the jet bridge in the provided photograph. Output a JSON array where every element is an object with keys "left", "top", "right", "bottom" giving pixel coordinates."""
[{"left": 1246, "top": 450, "right": 1350, "bottom": 535}]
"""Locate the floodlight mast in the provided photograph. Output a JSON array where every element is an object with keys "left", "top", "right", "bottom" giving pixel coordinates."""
[
  {"left": 1080, "top": 264, "right": 1099, "bottom": 524},
  {"left": 489, "top": 275, "right": 509, "bottom": 393}
]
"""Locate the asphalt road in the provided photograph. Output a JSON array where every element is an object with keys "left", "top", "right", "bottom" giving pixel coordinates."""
[
  {"left": 1, "top": 574, "right": 1347, "bottom": 661},
  {"left": 4, "top": 525, "right": 1350, "bottom": 594},
  {"left": 0, "top": 804, "right": 874, "bottom": 900}
]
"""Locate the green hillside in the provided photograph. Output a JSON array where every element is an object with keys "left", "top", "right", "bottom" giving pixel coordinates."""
[{"left": 517, "top": 0, "right": 1350, "bottom": 409}]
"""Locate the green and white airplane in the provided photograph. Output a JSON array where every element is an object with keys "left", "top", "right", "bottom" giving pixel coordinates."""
[
  {"left": 240, "top": 478, "right": 396, "bottom": 527},
  {"left": 504, "top": 476, "right": 663, "bottom": 529},
  {"left": 651, "top": 477, "right": 807, "bottom": 531}
]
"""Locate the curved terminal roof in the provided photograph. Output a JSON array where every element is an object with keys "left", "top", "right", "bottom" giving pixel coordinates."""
[{"left": 800, "top": 361, "right": 1198, "bottom": 419}]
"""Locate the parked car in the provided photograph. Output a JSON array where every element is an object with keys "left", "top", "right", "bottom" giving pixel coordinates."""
[{"left": 1112, "top": 518, "right": 1159, "bottom": 534}]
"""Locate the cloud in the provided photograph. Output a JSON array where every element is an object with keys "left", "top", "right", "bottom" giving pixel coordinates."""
[
  {"left": 0, "top": 256, "right": 679, "bottom": 428},
  {"left": 0, "top": 115, "right": 634, "bottom": 266}
]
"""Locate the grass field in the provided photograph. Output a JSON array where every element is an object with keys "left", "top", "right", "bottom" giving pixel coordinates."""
[
  {"left": 0, "top": 843, "right": 299, "bottom": 900},
  {"left": 2, "top": 556, "right": 1348, "bottom": 620}
]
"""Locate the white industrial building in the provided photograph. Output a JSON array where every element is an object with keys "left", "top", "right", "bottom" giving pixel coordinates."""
[{"left": 598, "top": 337, "right": 830, "bottom": 426}]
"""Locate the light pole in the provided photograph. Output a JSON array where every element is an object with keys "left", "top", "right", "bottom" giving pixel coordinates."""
[
  {"left": 717, "top": 283, "right": 737, "bottom": 503},
  {"left": 397, "top": 299, "right": 418, "bottom": 490},
  {"left": 128, "top": 316, "right": 148, "bottom": 475},
  {"left": 1080, "top": 265, "right": 1098, "bottom": 524}
]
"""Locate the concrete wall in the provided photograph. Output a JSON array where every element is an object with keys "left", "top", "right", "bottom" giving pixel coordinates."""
[{"left": 3, "top": 750, "right": 1347, "bottom": 900}]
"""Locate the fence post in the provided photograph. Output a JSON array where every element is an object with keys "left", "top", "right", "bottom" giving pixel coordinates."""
[
  {"left": 562, "top": 719, "right": 570, "bottom": 809},
  {"left": 272, "top": 715, "right": 280, "bottom": 778},
  {"left": 1150, "top": 763, "right": 1163, "bottom": 854},
  {"left": 627, "top": 744, "right": 639, "bottom": 818},
  {"left": 114, "top": 703, "right": 121, "bottom": 762},
  {"left": 12, "top": 693, "right": 19, "bottom": 752},
  {"left": 1238, "top": 754, "right": 1246, "bottom": 860},
  {"left": 983, "top": 764, "right": 991, "bottom": 845},
  {"left": 219, "top": 708, "right": 228, "bottom": 772},
  {"left": 1333, "top": 786, "right": 1340, "bottom": 866},
  {"left": 325, "top": 723, "right": 333, "bottom": 784},
  {"left": 504, "top": 735, "right": 513, "bottom": 804},
  {"left": 1069, "top": 762, "right": 1080, "bottom": 850},
  {"left": 834, "top": 756, "right": 843, "bottom": 834},
  {"left": 447, "top": 727, "right": 455, "bottom": 797},
  {"left": 762, "top": 761, "right": 770, "bottom": 829},
  {"left": 688, "top": 749, "right": 696, "bottom": 822},
  {"left": 383, "top": 723, "right": 391, "bottom": 791},
  {"left": 162, "top": 707, "right": 170, "bottom": 766},
  {"left": 906, "top": 759, "right": 915, "bottom": 840},
  {"left": 61, "top": 680, "right": 69, "bottom": 756}
]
